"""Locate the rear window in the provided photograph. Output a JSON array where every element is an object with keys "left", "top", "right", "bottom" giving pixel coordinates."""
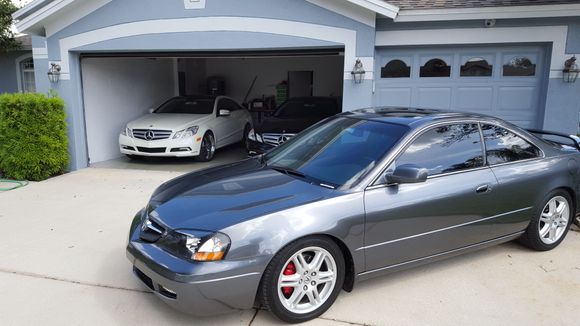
[
  {"left": 274, "top": 99, "right": 339, "bottom": 118},
  {"left": 155, "top": 98, "right": 214, "bottom": 114},
  {"left": 481, "top": 124, "right": 541, "bottom": 164}
]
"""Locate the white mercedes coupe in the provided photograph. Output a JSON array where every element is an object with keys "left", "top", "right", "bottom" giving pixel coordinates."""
[{"left": 119, "top": 96, "right": 252, "bottom": 161}]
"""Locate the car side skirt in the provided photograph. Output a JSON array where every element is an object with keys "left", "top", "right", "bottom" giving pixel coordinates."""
[{"left": 355, "top": 231, "right": 525, "bottom": 283}]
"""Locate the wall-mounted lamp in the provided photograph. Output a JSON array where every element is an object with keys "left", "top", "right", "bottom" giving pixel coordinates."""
[
  {"left": 562, "top": 56, "right": 579, "bottom": 83},
  {"left": 48, "top": 63, "right": 61, "bottom": 84},
  {"left": 351, "top": 59, "right": 366, "bottom": 84}
]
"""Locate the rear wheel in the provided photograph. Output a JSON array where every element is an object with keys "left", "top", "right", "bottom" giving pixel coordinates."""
[
  {"left": 520, "top": 190, "right": 573, "bottom": 251},
  {"left": 260, "top": 237, "right": 344, "bottom": 323},
  {"left": 196, "top": 132, "right": 215, "bottom": 162}
]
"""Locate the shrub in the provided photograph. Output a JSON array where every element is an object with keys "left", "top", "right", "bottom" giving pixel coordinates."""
[{"left": 0, "top": 93, "right": 69, "bottom": 181}]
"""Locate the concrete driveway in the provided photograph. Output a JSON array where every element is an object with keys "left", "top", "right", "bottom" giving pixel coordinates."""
[{"left": 1, "top": 167, "right": 580, "bottom": 326}]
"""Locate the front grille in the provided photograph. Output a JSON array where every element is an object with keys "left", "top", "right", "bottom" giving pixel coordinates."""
[
  {"left": 132, "top": 129, "right": 173, "bottom": 141},
  {"left": 262, "top": 133, "right": 296, "bottom": 146},
  {"left": 137, "top": 147, "right": 167, "bottom": 153},
  {"left": 133, "top": 267, "right": 154, "bottom": 290}
]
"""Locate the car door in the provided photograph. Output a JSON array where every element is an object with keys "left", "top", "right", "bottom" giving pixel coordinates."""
[
  {"left": 480, "top": 123, "right": 547, "bottom": 238},
  {"left": 363, "top": 123, "right": 501, "bottom": 271},
  {"left": 214, "top": 98, "right": 238, "bottom": 147}
]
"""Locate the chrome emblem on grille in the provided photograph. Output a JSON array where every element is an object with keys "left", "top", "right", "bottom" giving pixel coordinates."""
[
  {"left": 145, "top": 130, "right": 155, "bottom": 141},
  {"left": 277, "top": 135, "right": 290, "bottom": 144},
  {"left": 141, "top": 217, "right": 164, "bottom": 235}
]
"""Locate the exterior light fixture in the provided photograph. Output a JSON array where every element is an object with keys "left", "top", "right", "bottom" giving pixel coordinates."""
[
  {"left": 562, "top": 56, "right": 579, "bottom": 83},
  {"left": 351, "top": 59, "right": 366, "bottom": 84},
  {"left": 48, "top": 63, "right": 61, "bottom": 84}
]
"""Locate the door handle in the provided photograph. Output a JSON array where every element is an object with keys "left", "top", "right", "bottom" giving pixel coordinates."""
[{"left": 476, "top": 184, "right": 491, "bottom": 194}]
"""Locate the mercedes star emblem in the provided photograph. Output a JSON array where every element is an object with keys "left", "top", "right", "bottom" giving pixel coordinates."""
[{"left": 145, "top": 130, "right": 155, "bottom": 141}]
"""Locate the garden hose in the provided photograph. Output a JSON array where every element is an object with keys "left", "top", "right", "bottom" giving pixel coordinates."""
[{"left": 0, "top": 179, "right": 29, "bottom": 191}]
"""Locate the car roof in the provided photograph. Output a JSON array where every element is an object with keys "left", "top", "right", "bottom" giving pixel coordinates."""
[{"left": 343, "top": 107, "right": 498, "bottom": 128}]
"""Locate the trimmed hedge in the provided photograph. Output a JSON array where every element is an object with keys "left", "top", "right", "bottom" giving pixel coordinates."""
[{"left": 0, "top": 93, "right": 69, "bottom": 181}]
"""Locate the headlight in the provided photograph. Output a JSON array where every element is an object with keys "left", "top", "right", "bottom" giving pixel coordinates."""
[
  {"left": 121, "top": 127, "right": 133, "bottom": 137},
  {"left": 248, "top": 129, "right": 263, "bottom": 143},
  {"left": 174, "top": 126, "right": 199, "bottom": 139},
  {"left": 157, "top": 230, "right": 231, "bottom": 262}
]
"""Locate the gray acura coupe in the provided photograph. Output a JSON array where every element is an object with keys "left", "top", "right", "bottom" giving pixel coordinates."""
[{"left": 127, "top": 108, "right": 580, "bottom": 323}]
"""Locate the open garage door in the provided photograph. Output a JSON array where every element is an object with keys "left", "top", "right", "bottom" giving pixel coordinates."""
[
  {"left": 81, "top": 49, "right": 344, "bottom": 165},
  {"left": 374, "top": 45, "right": 548, "bottom": 129}
]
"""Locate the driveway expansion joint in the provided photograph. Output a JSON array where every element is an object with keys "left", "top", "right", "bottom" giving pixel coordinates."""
[{"left": 0, "top": 268, "right": 151, "bottom": 294}]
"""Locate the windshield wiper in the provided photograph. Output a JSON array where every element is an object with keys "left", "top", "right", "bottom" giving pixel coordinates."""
[{"left": 270, "top": 166, "right": 336, "bottom": 189}]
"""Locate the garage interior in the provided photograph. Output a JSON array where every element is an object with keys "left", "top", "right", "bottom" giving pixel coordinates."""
[{"left": 81, "top": 49, "right": 345, "bottom": 168}]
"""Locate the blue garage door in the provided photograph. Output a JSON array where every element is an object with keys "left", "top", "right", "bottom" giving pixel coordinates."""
[{"left": 374, "top": 45, "right": 547, "bottom": 128}]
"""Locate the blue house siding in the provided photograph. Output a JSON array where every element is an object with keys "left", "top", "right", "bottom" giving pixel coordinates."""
[{"left": 0, "top": 50, "right": 30, "bottom": 93}]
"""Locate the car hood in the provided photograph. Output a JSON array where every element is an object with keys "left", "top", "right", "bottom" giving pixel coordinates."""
[
  {"left": 149, "top": 159, "right": 335, "bottom": 231},
  {"left": 255, "top": 116, "right": 325, "bottom": 134},
  {"left": 127, "top": 114, "right": 211, "bottom": 131}
]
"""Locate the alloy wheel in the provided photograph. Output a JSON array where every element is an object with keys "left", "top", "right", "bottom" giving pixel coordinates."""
[
  {"left": 276, "top": 247, "right": 337, "bottom": 314},
  {"left": 538, "top": 196, "right": 569, "bottom": 245},
  {"left": 202, "top": 133, "right": 215, "bottom": 161}
]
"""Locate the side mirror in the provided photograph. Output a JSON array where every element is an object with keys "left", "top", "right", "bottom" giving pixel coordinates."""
[
  {"left": 386, "top": 164, "right": 429, "bottom": 185},
  {"left": 219, "top": 109, "right": 231, "bottom": 117},
  {"left": 148, "top": 108, "right": 156, "bottom": 114}
]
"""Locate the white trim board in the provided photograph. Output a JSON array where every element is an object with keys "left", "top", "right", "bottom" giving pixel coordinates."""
[
  {"left": 346, "top": 0, "right": 398, "bottom": 19},
  {"left": 57, "top": 17, "right": 360, "bottom": 79},
  {"left": 307, "top": 0, "right": 376, "bottom": 27},
  {"left": 376, "top": 26, "right": 568, "bottom": 78},
  {"left": 395, "top": 4, "right": 580, "bottom": 22},
  {"left": 44, "top": 0, "right": 111, "bottom": 37}
]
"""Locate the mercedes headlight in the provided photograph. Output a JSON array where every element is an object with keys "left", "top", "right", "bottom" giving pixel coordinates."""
[
  {"left": 248, "top": 129, "right": 263, "bottom": 143},
  {"left": 121, "top": 126, "right": 133, "bottom": 138},
  {"left": 157, "top": 230, "right": 231, "bottom": 262},
  {"left": 173, "top": 126, "right": 199, "bottom": 139}
]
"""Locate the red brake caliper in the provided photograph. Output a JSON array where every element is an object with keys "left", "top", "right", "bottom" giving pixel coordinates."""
[{"left": 282, "top": 261, "right": 296, "bottom": 297}]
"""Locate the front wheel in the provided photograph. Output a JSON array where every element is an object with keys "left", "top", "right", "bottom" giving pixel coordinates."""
[
  {"left": 520, "top": 190, "right": 573, "bottom": 251},
  {"left": 196, "top": 132, "right": 216, "bottom": 162},
  {"left": 260, "top": 237, "right": 345, "bottom": 323}
]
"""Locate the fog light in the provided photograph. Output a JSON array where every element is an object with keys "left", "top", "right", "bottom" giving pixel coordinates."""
[{"left": 158, "top": 284, "right": 177, "bottom": 299}]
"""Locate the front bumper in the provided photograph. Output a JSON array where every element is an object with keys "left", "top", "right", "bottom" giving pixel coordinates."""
[
  {"left": 247, "top": 139, "right": 275, "bottom": 156},
  {"left": 126, "top": 212, "right": 266, "bottom": 316},
  {"left": 119, "top": 134, "right": 202, "bottom": 158}
]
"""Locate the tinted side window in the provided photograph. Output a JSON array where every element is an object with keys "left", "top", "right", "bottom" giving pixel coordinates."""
[
  {"left": 221, "top": 99, "right": 239, "bottom": 111},
  {"left": 481, "top": 124, "right": 541, "bottom": 164},
  {"left": 396, "top": 124, "right": 484, "bottom": 176}
]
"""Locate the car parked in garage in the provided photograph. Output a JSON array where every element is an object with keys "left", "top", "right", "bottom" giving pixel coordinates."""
[
  {"left": 127, "top": 108, "right": 580, "bottom": 323},
  {"left": 119, "top": 96, "right": 252, "bottom": 161},
  {"left": 247, "top": 97, "right": 341, "bottom": 155}
]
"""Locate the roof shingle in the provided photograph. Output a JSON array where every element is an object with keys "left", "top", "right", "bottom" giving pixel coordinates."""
[{"left": 386, "top": 0, "right": 580, "bottom": 10}]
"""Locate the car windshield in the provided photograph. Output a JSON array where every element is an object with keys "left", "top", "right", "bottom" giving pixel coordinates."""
[
  {"left": 274, "top": 99, "right": 338, "bottom": 118},
  {"left": 155, "top": 98, "right": 214, "bottom": 114},
  {"left": 264, "top": 117, "right": 409, "bottom": 188}
]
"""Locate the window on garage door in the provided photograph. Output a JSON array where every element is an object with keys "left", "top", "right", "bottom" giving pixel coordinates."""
[
  {"left": 381, "top": 59, "right": 411, "bottom": 78},
  {"left": 503, "top": 56, "right": 536, "bottom": 77},
  {"left": 420, "top": 58, "right": 451, "bottom": 78},
  {"left": 460, "top": 57, "right": 493, "bottom": 77}
]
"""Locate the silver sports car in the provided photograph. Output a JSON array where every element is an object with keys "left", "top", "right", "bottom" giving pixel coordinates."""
[{"left": 127, "top": 108, "right": 580, "bottom": 323}]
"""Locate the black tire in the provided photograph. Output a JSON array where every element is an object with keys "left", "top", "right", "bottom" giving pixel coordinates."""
[
  {"left": 196, "top": 132, "right": 215, "bottom": 162},
  {"left": 520, "top": 189, "right": 574, "bottom": 251},
  {"left": 260, "top": 236, "right": 345, "bottom": 324}
]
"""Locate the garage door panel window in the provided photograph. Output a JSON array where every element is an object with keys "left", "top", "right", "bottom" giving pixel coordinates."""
[
  {"left": 381, "top": 59, "right": 411, "bottom": 78},
  {"left": 420, "top": 58, "right": 451, "bottom": 78},
  {"left": 460, "top": 58, "right": 493, "bottom": 77},
  {"left": 503, "top": 56, "right": 536, "bottom": 77},
  {"left": 481, "top": 124, "right": 541, "bottom": 165},
  {"left": 394, "top": 124, "right": 484, "bottom": 176}
]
